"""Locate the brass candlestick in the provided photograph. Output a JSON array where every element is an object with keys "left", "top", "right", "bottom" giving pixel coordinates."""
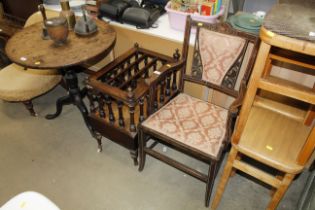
[{"left": 38, "top": 4, "right": 50, "bottom": 40}]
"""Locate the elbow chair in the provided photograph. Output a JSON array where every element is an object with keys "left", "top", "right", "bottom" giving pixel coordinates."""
[
  {"left": 137, "top": 16, "right": 260, "bottom": 207},
  {"left": 0, "top": 9, "right": 62, "bottom": 116}
]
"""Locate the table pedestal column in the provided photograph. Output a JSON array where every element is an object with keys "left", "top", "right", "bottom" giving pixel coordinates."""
[{"left": 46, "top": 69, "right": 94, "bottom": 136}]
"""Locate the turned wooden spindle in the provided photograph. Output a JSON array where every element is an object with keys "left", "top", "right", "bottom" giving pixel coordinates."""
[
  {"left": 109, "top": 73, "right": 116, "bottom": 86},
  {"left": 118, "top": 68, "right": 125, "bottom": 83},
  {"left": 129, "top": 106, "right": 136, "bottom": 132},
  {"left": 97, "top": 94, "right": 106, "bottom": 118},
  {"left": 172, "top": 71, "right": 177, "bottom": 91},
  {"left": 127, "top": 62, "right": 132, "bottom": 78},
  {"left": 134, "top": 46, "right": 140, "bottom": 74},
  {"left": 154, "top": 89, "right": 158, "bottom": 111},
  {"left": 104, "top": 95, "right": 115, "bottom": 123},
  {"left": 100, "top": 75, "right": 107, "bottom": 83},
  {"left": 166, "top": 75, "right": 171, "bottom": 96},
  {"left": 127, "top": 87, "right": 134, "bottom": 99},
  {"left": 139, "top": 97, "right": 145, "bottom": 122},
  {"left": 144, "top": 57, "right": 149, "bottom": 78},
  {"left": 131, "top": 79, "right": 137, "bottom": 89},
  {"left": 160, "top": 80, "right": 165, "bottom": 103},
  {"left": 118, "top": 75, "right": 125, "bottom": 84},
  {"left": 120, "top": 63, "right": 125, "bottom": 72},
  {"left": 86, "top": 91, "right": 96, "bottom": 112},
  {"left": 134, "top": 58, "right": 140, "bottom": 73},
  {"left": 146, "top": 94, "right": 151, "bottom": 116},
  {"left": 173, "top": 48, "right": 180, "bottom": 61},
  {"left": 85, "top": 82, "right": 96, "bottom": 112},
  {"left": 118, "top": 101, "right": 125, "bottom": 127},
  {"left": 126, "top": 86, "right": 136, "bottom": 132},
  {"left": 172, "top": 49, "right": 181, "bottom": 91},
  {"left": 134, "top": 43, "right": 139, "bottom": 59}
]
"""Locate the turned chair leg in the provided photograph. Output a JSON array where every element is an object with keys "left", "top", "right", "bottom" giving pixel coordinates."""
[
  {"left": 205, "top": 161, "right": 218, "bottom": 207},
  {"left": 267, "top": 173, "right": 295, "bottom": 210},
  {"left": 211, "top": 147, "right": 238, "bottom": 210},
  {"left": 138, "top": 129, "right": 146, "bottom": 171},
  {"left": 130, "top": 150, "right": 138, "bottom": 166},
  {"left": 22, "top": 100, "right": 37, "bottom": 117}
]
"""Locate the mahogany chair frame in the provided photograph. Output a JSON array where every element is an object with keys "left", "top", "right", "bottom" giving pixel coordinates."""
[{"left": 138, "top": 16, "right": 260, "bottom": 207}]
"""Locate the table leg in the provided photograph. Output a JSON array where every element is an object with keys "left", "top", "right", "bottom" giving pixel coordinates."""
[
  {"left": 45, "top": 95, "right": 72, "bottom": 119},
  {"left": 45, "top": 69, "right": 94, "bottom": 136}
]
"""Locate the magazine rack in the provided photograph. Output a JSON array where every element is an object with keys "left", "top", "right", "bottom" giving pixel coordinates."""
[{"left": 86, "top": 44, "right": 182, "bottom": 165}]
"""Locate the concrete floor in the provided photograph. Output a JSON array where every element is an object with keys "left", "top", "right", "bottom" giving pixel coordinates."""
[{"left": 0, "top": 81, "right": 309, "bottom": 210}]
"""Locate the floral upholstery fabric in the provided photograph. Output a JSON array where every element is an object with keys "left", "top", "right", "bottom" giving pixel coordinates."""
[
  {"left": 199, "top": 28, "right": 246, "bottom": 86},
  {"left": 142, "top": 93, "right": 228, "bottom": 157}
]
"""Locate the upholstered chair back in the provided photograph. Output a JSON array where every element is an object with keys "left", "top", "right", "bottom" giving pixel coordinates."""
[{"left": 181, "top": 17, "right": 259, "bottom": 109}]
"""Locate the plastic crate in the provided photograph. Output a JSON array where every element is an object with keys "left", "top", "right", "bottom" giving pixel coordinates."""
[{"left": 165, "top": 1, "right": 224, "bottom": 31}]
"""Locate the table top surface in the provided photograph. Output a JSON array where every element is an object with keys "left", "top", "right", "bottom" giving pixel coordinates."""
[{"left": 5, "top": 19, "right": 116, "bottom": 69}]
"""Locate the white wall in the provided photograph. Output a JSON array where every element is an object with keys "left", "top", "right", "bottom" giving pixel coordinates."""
[{"left": 243, "top": 0, "right": 277, "bottom": 12}]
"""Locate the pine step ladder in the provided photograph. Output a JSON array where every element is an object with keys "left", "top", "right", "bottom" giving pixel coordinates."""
[{"left": 211, "top": 3, "right": 315, "bottom": 210}]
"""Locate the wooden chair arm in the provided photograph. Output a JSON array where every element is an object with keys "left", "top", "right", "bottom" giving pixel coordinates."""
[{"left": 145, "top": 60, "right": 185, "bottom": 86}]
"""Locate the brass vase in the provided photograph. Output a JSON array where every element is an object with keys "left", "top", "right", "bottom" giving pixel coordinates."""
[{"left": 59, "top": 0, "right": 76, "bottom": 30}]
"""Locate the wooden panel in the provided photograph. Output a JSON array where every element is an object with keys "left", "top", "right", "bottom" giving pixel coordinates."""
[{"left": 235, "top": 106, "right": 311, "bottom": 173}]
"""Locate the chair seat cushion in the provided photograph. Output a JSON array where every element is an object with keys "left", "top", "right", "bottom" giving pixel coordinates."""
[
  {"left": 0, "top": 63, "right": 62, "bottom": 101},
  {"left": 142, "top": 93, "right": 228, "bottom": 158}
]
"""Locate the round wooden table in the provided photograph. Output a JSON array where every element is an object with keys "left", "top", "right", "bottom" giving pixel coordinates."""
[{"left": 5, "top": 19, "right": 116, "bottom": 136}]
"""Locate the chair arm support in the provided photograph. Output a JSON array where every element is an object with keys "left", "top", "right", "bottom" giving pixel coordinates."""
[
  {"left": 229, "top": 79, "right": 247, "bottom": 115},
  {"left": 223, "top": 80, "right": 247, "bottom": 146}
]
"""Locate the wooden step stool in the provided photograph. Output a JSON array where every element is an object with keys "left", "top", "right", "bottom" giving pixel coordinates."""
[{"left": 211, "top": 3, "right": 315, "bottom": 210}]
